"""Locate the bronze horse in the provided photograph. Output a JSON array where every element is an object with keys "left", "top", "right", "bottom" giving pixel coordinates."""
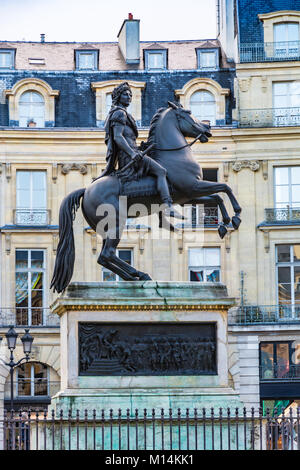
[{"left": 51, "top": 102, "right": 241, "bottom": 293}]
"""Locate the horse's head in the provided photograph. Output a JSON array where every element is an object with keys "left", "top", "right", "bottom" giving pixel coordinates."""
[{"left": 167, "top": 101, "right": 212, "bottom": 143}]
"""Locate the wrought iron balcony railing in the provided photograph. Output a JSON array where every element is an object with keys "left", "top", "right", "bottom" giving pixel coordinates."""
[
  {"left": 265, "top": 207, "right": 300, "bottom": 224},
  {"left": 14, "top": 209, "right": 50, "bottom": 226},
  {"left": 240, "top": 41, "right": 300, "bottom": 63},
  {"left": 178, "top": 206, "right": 219, "bottom": 228},
  {"left": 232, "top": 304, "right": 300, "bottom": 324},
  {"left": 0, "top": 308, "right": 60, "bottom": 327},
  {"left": 239, "top": 107, "right": 300, "bottom": 128},
  {"left": 260, "top": 364, "right": 300, "bottom": 381}
]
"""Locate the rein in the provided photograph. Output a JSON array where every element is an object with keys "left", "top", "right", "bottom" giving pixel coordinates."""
[{"left": 153, "top": 132, "right": 204, "bottom": 152}]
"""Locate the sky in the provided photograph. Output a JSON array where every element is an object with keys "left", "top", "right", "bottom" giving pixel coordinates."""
[{"left": 0, "top": 0, "right": 217, "bottom": 43}]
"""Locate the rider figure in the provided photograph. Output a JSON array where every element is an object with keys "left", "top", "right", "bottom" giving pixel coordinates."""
[{"left": 101, "top": 82, "right": 184, "bottom": 219}]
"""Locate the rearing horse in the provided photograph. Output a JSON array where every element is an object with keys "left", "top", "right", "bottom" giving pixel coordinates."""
[{"left": 51, "top": 101, "right": 241, "bottom": 293}]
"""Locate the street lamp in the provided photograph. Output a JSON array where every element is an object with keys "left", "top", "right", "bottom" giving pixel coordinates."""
[{"left": 0, "top": 326, "right": 34, "bottom": 411}]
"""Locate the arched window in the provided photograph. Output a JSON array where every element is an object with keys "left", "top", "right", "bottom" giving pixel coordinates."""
[
  {"left": 190, "top": 91, "right": 216, "bottom": 125},
  {"left": 19, "top": 91, "right": 45, "bottom": 127}
]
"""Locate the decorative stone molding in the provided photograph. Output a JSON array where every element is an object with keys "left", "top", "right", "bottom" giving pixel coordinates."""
[
  {"left": 5, "top": 163, "right": 11, "bottom": 181},
  {"left": 5, "top": 234, "right": 11, "bottom": 254},
  {"left": 223, "top": 162, "right": 229, "bottom": 182},
  {"left": 261, "top": 229, "right": 270, "bottom": 253},
  {"left": 52, "top": 163, "right": 58, "bottom": 183},
  {"left": 262, "top": 161, "right": 268, "bottom": 181},
  {"left": 260, "top": 76, "right": 268, "bottom": 93},
  {"left": 175, "top": 78, "right": 230, "bottom": 124},
  {"left": 52, "top": 233, "right": 59, "bottom": 253},
  {"left": 91, "top": 80, "right": 146, "bottom": 127},
  {"left": 232, "top": 160, "right": 260, "bottom": 173},
  {"left": 4, "top": 78, "right": 59, "bottom": 127},
  {"left": 258, "top": 11, "right": 300, "bottom": 43},
  {"left": 60, "top": 163, "right": 88, "bottom": 175},
  {"left": 238, "top": 78, "right": 251, "bottom": 93}
]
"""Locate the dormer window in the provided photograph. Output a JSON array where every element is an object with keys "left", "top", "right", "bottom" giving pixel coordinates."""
[
  {"left": 144, "top": 49, "right": 167, "bottom": 70},
  {"left": 197, "top": 48, "right": 219, "bottom": 70},
  {"left": 75, "top": 50, "right": 98, "bottom": 70},
  {"left": 0, "top": 49, "right": 15, "bottom": 69}
]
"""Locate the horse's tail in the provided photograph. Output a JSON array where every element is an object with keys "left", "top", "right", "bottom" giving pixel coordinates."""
[{"left": 50, "top": 188, "right": 86, "bottom": 293}]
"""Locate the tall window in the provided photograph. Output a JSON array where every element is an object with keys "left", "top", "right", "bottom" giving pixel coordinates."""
[
  {"left": 274, "top": 167, "right": 300, "bottom": 208},
  {"left": 15, "top": 249, "right": 46, "bottom": 326},
  {"left": 273, "top": 82, "right": 300, "bottom": 126},
  {"left": 102, "top": 249, "right": 133, "bottom": 281},
  {"left": 188, "top": 247, "right": 220, "bottom": 282},
  {"left": 190, "top": 91, "right": 216, "bottom": 125},
  {"left": 274, "top": 23, "right": 299, "bottom": 57},
  {"left": 16, "top": 362, "right": 48, "bottom": 397},
  {"left": 16, "top": 171, "right": 47, "bottom": 225},
  {"left": 19, "top": 91, "right": 45, "bottom": 127},
  {"left": 276, "top": 244, "right": 300, "bottom": 307}
]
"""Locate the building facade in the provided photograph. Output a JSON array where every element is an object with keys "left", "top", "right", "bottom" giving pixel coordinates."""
[{"left": 0, "top": 3, "right": 300, "bottom": 417}]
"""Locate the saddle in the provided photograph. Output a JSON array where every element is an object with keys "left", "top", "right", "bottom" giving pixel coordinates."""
[{"left": 119, "top": 176, "right": 174, "bottom": 199}]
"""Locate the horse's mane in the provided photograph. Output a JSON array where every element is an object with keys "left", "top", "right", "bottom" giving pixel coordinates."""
[{"left": 146, "top": 107, "right": 167, "bottom": 157}]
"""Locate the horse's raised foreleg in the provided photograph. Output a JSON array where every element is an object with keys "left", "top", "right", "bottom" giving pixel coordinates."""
[
  {"left": 191, "top": 180, "right": 242, "bottom": 230},
  {"left": 185, "top": 195, "right": 231, "bottom": 239}
]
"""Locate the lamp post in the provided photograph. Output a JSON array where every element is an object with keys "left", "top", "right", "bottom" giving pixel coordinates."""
[{"left": 0, "top": 326, "right": 34, "bottom": 411}]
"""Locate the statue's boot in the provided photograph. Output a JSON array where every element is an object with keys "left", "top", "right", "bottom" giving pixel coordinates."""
[{"left": 163, "top": 204, "right": 186, "bottom": 220}]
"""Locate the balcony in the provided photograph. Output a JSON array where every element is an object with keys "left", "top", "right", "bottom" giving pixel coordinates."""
[
  {"left": 240, "top": 41, "right": 300, "bottom": 63},
  {"left": 260, "top": 365, "right": 300, "bottom": 382},
  {"left": 232, "top": 305, "right": 300, "bottom": 324},
  {"left": 239, "top": 107, "right": 300, "bottom": 128},
  {"left": 264, "top": 207, "right": 300, "bottom": 224},
  {"left": 14, "top": 209, "right": 50, "bottom": 226},
  {"left": 0, "top": 308, "right": 60, "bottom": 327},
  {"left": 178, "top": 206, "right": 219, "bottom": 229}
]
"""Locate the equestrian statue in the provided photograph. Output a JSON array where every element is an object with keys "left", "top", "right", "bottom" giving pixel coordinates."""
[{"left": 51, "top": 82, "right": 241, "bottom": 293}]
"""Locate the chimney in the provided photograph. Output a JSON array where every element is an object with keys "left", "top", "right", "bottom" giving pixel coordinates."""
[
  {"left": 117, "top": 14, "right": 140, "bottom": 64},
  {"left": 40, "top": 34, "right": 45, "bottom": 43}
]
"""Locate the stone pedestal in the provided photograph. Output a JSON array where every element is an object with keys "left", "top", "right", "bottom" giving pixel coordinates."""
[{"left": 49, "top": 281, "right": 244, "bottom": 415}]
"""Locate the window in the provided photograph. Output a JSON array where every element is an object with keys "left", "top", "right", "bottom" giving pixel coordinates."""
[
  {"left": 274, "top": 167, "right": 300, "bottom": 208},
  {"left": 16, "top": 171, "right": 47, "bottom": 225},
  {"left": 260, "top": 342, "right": 300, "bottom": 380},
  {"left": 197, "top": 49, "right": 219, "bottom": 69},
  {"left": 273, "top": 81, "right": 300, "bottom": 126},
  {"left": 102, "top": 249, "right": 133, "bottom": 281},
  {"left": 144, "top": 50, "right": 167, "bottom": 70},
  {"left": 15, "top": 249, "right": 45, "bottom": 325},
  {"left": 190, "top": 91, "right": 216, "bottom": 125},
  {"left": 276, "top": 244, "right": 300, "bottom": 307},
  {"left": 0, "top": 49, "right": 15, "bottom": 69},
  {"left": 16, "top": 362, "right": 48, "bottom": 397},
  {"left": 184, "top": 169, "right": 218, "bottom": 226},
  {"left": 274, "top": 22, "right": 299, "bottom": 57},
  {"left": 188, "top": 247, "right": 220, "bottom": 282},
  {"left": 75, "top": 50, "right": 98, "bottom": 70},
  {"left": 19, "top": 91, "right": 45, "bottom": 127}
]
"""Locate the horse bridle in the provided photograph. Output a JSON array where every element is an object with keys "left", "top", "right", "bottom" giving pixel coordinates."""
[{"left": 153, "top": 109, "right": 209, "bottom": 152}]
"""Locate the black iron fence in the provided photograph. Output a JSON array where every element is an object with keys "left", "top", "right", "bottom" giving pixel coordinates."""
[{"left": 1, "top": 407, "right": 300, "bottom": 451}]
